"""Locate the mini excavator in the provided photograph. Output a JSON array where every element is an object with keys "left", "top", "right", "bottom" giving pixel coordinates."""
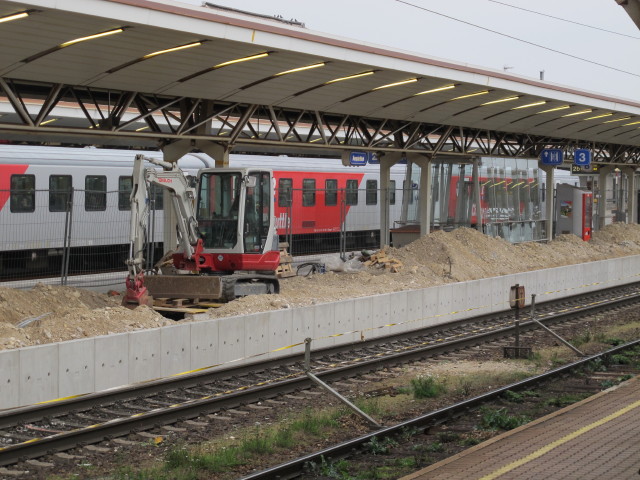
[{"left": 123, "top": 154, "right": 280, "bottom": 308}]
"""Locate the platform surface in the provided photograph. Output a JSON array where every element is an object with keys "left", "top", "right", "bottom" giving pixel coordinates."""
[{"left": 401, "top": 376, "right": 640, "bottom": 480}]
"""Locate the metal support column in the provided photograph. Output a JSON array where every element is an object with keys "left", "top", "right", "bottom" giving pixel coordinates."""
[
  {"left": 379, "top": 153, "right": 402, "bottom": 249},
  {"left": 541, "top": 165, "right": 555, "bottom": 241},
  {"left": 598, "top": 166, "right": 613, "bottom": 229},
  {"left": 624, "top": 167, "right": 637, "bottom": 224},
  {"left": 472, "top": 157, "right": 482, "bottom": 232},
  {"left": 411, "top": 154, "right": 433, "bottom": 237}
]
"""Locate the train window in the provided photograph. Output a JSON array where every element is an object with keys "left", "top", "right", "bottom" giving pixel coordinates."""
[
  {"left": 85, "top": 175, "right": 107, "bottom": 211},
  {"left": 10, "top": 174, "right": 35, "bottom": 213},
  {"left": 389, "top": 180, "right": 396, "bottom": 205},
  {"left": 49, "top": 175, "right": 72, "bottom": 212},
  {"left": 325, "top": 179, "right": 337, "bottom": 206},
  {"left": 118, "top": 176, "right": 133, "bottom": 211},
  {"left": 366, "top": 179, "right": 378, "bottom": 205},
  {"left": 278, "top": 178, "right": 292, "bottom": 207},
  {"left": 303, "top": 178, "right": 316, "bottom": 206},
  {"left": 346, "top": 179, "right": 358, "bottom": 205}
]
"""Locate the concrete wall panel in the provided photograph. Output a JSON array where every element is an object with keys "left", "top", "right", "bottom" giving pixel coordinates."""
[
  {"left": 437, "top": 285, "right": 453, "bottom": 325},
  {"left": 19, "top": 344, "right": 58, "bottom": 405},
  {"left": 406, "top": 289, "right": 424, "bottom": 331},
  {"left": 268, "top": 309, "right": 294, "bottom": 357},
  {"left": 388, "top": 291, "right": 408, "bottom": 334},
  {"left": 334, "top": 299, "right": 357, "bottom": 344},
  {"left": 161, "top": 324, "right": 191, "bottom": 377},
  {"left": 217, "top": 316, "right": 245, "bottom": 366},
  {"left": 95, "top": 333, "right": 129, "bottom": 391},
  {"left": 292, "top": 306, "right": 315, "bottom": 348},
  {"left": 353, "top": 296, "right": 373, "bottom": 340},
  {"left": 128, "top": 329, "right": 161, "bottom": 384},
  {"left": 369, "top": 294, "right": 392, "bottom": 339},
  {"left": 244, "top": 313, "right": 270, "bottom": 363},
  {"left": 0, "top": 349, "right": 20, "bottom": 409},
  {"left": 58, "top": 338, "right": 95, "bottom": 398},
  {"left": 190, "top": 320, "right": 219, "bottom": 370},
  {"left": 450, "top": 282, "right": 467, "bottom": 322},
  {"left": 422, "top": 286, "right": 439, "bottom": 327},
  {"left": 313, "top": 302, "right": 336, "bottom": 349}
]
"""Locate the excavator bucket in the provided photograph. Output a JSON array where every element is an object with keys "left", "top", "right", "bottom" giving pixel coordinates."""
[{"left": 143, "top": 274, "right": 224, "bottom": 302}]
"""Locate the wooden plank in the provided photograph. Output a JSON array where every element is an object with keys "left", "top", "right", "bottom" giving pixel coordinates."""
[{"left": 153, "top": 306, "right": 208, "bottom": 314}]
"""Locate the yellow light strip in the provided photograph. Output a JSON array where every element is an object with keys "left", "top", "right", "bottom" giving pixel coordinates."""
[
  {"left": 135, "top": 126, "right": 149, "bottom": 132},
  {"left": 60, "top": 28, "right": 124, "bottom": 47},
  {"left": 537, "top": 105, "right": 570, "bottom": 114},
  {"left": 562, "top": 109, "right": 592, "bottom": 117},
  {"left": 213, "top": 52, "right": 269, "bottom": 68},
  {"left": 275, "top": 62, "right": 325, "bottom": 76},
  {"left": 372, "top": 78, "right": 418, "bottom": 90},
  {"left": 143, "top": 42, "right": 202, "bottom": 59},
  {"left": 481, "top": 96, "right": 520, "bottom": 106},
  {"left": 414, "top": 84, "right": 456, "bottom": 96},
  {"left": 0, "top": 11, "right": 29, "bottom": 23},
  {"left": 511, "top": 101, "right": 547, "bottom": 110},
  {"left": 39, "top": 118, "right": 57, "bottom": 126},
  {"left": 603, "top": 116, "right": 631, "bottom": 123},
  {"left": 450, "top": 90, "right": 490, "bottom": 101},
  {"left": 623, "top": 121, "right": 640, "bottom": 126},
  {"left": 584, "top": 113, "right": 613, "bottom": 121},
  {"left": 326, "top": 71, "right": 375, "bottom": 84}
]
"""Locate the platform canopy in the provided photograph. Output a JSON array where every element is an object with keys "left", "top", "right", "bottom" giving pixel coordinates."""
[{"left": 0, "top": 0, "right": 639, "bottom": 162}]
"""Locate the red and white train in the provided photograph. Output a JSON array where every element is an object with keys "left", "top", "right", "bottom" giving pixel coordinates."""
[{"left": 0, "top": 145, "right": 409, "bottom": 279}]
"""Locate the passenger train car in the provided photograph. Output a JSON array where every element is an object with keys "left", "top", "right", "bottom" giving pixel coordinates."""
[{"left": 0, "top": 145, "right": 408, "bottom": 278}]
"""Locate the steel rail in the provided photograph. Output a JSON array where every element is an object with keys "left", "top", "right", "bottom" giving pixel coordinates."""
[
  {"left": 0, "top": 284, "right": 639, "bottom": 466},
  {"left": 239, "top": 339, "right": 640, "bottom": 480}
]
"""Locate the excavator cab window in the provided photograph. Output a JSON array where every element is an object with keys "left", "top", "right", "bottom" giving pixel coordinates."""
[
  {"left": 244, "top": 171, "right": 271, "bottom": 254},
  {"left": 197, "top": 171, "right": 241, "bottom": 249}
]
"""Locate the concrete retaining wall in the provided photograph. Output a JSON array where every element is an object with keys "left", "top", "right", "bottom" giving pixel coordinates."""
[{"left": 2, "top": 256, "right": 639, "bottom": 409}]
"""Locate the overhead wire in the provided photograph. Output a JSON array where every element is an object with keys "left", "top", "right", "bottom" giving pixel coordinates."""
[
  {"left": 393, "top": 0, "right": 640, "bottom": 79},
  {"left": 488, "top": 0, "right": 640, "bottom": 40}
]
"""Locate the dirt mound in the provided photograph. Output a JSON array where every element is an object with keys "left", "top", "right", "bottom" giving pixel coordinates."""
[
  {"left": 3, "top": 224, "right": 640, "bottom": 349},
  {"left": 0, "top": 284, "right": 170, "bottom": 350}
]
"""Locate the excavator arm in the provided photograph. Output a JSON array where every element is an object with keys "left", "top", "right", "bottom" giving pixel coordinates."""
[{"left": 125, "top": 154, "right": 199, "bottom": 306}]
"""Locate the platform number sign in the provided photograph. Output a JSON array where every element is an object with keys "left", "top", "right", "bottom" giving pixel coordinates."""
[
  {"left": 539, "top": 148, "right": 564, "bottom": 166},
  {"left": 574, "top": 149, "right": 591, "bottom": 167}
]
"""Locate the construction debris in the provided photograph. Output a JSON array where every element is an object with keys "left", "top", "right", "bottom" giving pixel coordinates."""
[{"left": 361, "top": 248, "right": 404, "bottom": 273}]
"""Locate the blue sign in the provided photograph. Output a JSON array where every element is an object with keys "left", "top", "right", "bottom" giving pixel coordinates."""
[
  {"left": 540, "top": 148, "right": 564, "bottom": 166},
  {"left": 349, "top": 151, "right": 368, "bottom": 166},
  {"left": 368, "top": 152, "right": 379, "bottom": 164},
  {"left": 574, "top": 149, "right": 591, "bottom": 166}
]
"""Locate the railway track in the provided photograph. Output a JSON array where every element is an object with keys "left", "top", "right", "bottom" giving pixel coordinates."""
[{"left": 1, "top": 282, "right": 640, "bottom": 470}]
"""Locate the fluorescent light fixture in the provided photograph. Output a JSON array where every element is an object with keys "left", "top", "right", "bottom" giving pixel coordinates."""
[
  {"left": 135, "top": 126, "right": 149, "bottom": 132},
  {"left": 326, "top": 71, "right": 375, "bottom": 84},
  {"left": 61, "top": 28, "right": 124, "bottom": 47},
  {"left": 603, "top": 116, "right": 631, "bottom": 123},
  {"left": 622, "top": 121, "right": 640, "bottom": 126},
  {"left": 143, "top": 41, "right": 202, "bottom": 59},
  {"left": 511, "top": 101, "right": 547, "bottom": 110},
  {"left": 561, "top": 109, "right": 592, "bottom": 117},
  {"left": 414, "top": 84, "right": 456, "bottom": 96},
  {"left": 537, "top": 105, "right": 570, "bottom": 114},
  {"left": 213, "top": 52, "right": 269, "bottom": 68},
  {"left": 0, "top": 11, "right": 29, "bottom": 23},
  {"left": 275, "top": 62, "right": 325, "bottom": 76},
  {"left": 372, "top": 78, "right": 418, "bottom": 90},
  {"left": 450, "top": 90, "right": 490, "bottom": 101},
  {"left": 481, "top": 96, "right": 520, "bottom": 106},
  {"left": 584, "top": 113, "right": 613, "bottom": 121},
  {"left": 39, "top": 118, "right": 57, "bottom": 126}
]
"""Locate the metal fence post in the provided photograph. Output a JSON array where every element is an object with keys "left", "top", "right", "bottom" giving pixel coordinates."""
[{"left": 60, "top": 187, "right": 74, "bottom": 285}]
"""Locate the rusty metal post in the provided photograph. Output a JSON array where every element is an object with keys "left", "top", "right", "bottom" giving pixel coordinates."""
[{"left": 303, "top": 338, "right": 381, "bottom": 428}]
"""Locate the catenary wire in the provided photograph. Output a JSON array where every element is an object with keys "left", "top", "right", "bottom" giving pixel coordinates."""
[
  {"left": 393, "top": 0, "right": 640, "bottom": 79},
  {"left": 488, "top": 0, "right": 640, "bottom": 40}
]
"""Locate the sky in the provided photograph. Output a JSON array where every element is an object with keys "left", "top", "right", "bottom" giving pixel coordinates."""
[{"left": 176, "top": 0, "right": 640, "bottom": 102}]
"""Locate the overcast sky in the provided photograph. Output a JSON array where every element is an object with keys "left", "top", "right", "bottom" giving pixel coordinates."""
[{"left": 176, "top": 0, "right": 639, "bottom": 102}]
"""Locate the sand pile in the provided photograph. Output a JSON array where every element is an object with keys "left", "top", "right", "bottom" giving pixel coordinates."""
[{"left": 2, "top": 223, "right": 640, "bottom": 350}]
